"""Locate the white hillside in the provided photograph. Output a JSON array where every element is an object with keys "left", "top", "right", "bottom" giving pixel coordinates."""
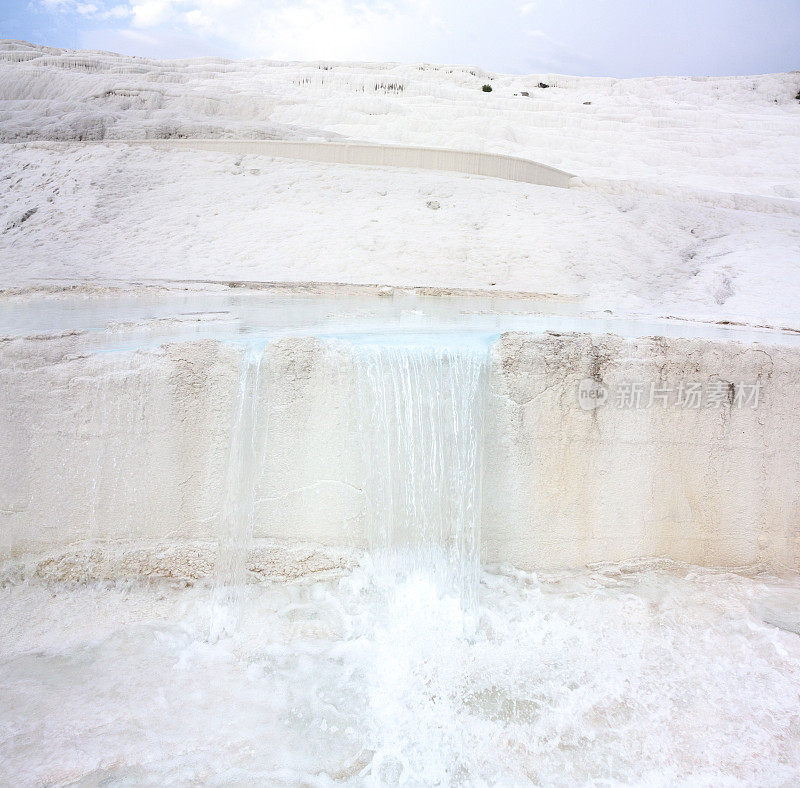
[
  {"left": 2, "top": 40, "right": 799, "bottom": 198},
  {"left": 1, "top": 40, "right": 799, "bottom": 329}
]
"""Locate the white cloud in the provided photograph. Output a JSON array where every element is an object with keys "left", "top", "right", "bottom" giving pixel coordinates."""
[
  {"left": 39, "top": 0, "right": 75, "bottom": 8},
  {"left": 184, "top": 8, "right": 213, "bottom": 30},
  {"left": 35, "top": 0, "right": 459, "bottom": 61},
  {"left": 520, "top": 25, "right": 593, "bottom": 72},
  {"left": 36, "top": 0, "right": 595, "bottom": 73},
  {"left": 251, "top": 0, "right": 407, "bottom": 61},
  {"left": 130, "top": 0, "right": 172, "bottom": 27},
  {"left": 26, "top": 0, "right": 800, "bottom": 77},
  {"left": 37, "top": 0, "right": 130, "bottom": 20}
]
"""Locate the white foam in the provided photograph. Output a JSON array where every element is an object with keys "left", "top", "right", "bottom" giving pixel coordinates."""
[{"left": 2, "top": 564, "right": 799, "bottom": 783}]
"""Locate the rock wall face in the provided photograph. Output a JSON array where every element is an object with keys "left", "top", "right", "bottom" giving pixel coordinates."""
[
  {"left": 1, "top": 330, "right": 798, "bottom": 576},
  {"left": 486, "top": 333, "right": 799, "bottom": 569},
  {"left": 127, "top": 139, "right": 577, "bottom": 189}
]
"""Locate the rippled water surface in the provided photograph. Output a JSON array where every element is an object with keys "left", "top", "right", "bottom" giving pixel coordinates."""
[
  {"left": 2, "top": 563, "right": 799, "bottom": 785},
  {"left": 4, "top": 287, "right": 800, "bottom": 349}
]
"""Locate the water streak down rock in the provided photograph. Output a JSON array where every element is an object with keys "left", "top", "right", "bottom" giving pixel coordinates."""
[
  {"left": 348, "top": 335, "right": 490, "bottom": 614},
  {"left": 210, "top": 341, "right": 268, "bottom": 640}
]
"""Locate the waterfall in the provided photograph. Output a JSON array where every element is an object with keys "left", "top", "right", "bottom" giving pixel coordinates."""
[
  {"left": 349, "top": 335, "right": 490, "bottom": 613},
  {"left": 209, "top": 342, "right": 267, "bottom": 640},
  {"left": 210, "top": 333, "right": 490, "bottom": 638}
]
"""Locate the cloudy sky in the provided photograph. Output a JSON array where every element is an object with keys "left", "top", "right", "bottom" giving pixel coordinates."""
[{"left": 2, "top": 0, "right": 799, "bottom": 77}]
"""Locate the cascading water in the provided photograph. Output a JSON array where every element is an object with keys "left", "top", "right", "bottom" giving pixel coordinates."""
[
  {"left": 348, "top": 334, "right": 490, "bottom": 615},
  {"left": 209, "top": 341, "right": 268, "bottom": 640},
  {"left": 9, "top": 324, "right": 800, "bottom": 783},
  {"left": 209, "top": 333, "right": 490, "bottom": 638}
]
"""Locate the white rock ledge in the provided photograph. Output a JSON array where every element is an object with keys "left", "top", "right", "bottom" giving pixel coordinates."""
[
  {"left": 30, "top": 138, "right": 578, "bottom": 189},
  {"left": 1, "top": 330, "right": 798, "bottom": 575}
]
